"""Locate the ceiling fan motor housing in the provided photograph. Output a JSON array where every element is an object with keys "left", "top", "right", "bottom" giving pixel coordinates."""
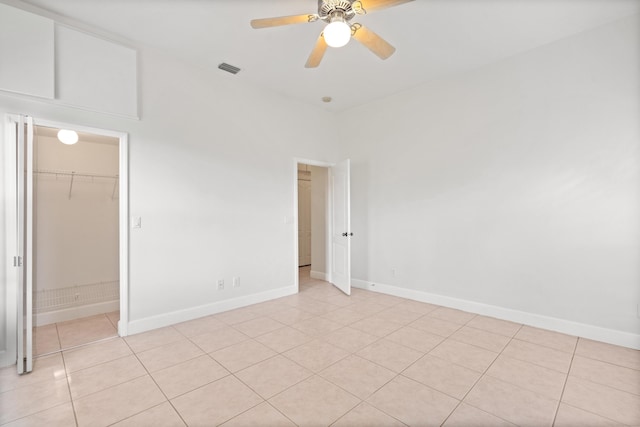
[{"left": 319, "top": 0, "right": 357, "bottom": 22}]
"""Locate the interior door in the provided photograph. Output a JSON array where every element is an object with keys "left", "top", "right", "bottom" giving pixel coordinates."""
[
  {"left": 329, "top": 159, "right": 351, "bottom": 295},
  {"left": 16, "top": 115, "right": 34, "bottom": 374}
]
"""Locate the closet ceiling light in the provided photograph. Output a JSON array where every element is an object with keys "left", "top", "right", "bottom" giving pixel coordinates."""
[{"left": 57, "top": 129, "right": 79, "bottom": 145}]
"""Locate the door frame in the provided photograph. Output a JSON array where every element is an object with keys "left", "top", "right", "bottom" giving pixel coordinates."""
[
  {"left": 292, "top": 158, "right": 333, "bottom": 293},
  {"left": 3, "top": 114, "right": 130, "bottom": 367}
]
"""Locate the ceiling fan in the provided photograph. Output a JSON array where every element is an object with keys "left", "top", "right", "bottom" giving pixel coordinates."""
[{"left": 250, "top": 0, "right": 414, "bottom": 68}]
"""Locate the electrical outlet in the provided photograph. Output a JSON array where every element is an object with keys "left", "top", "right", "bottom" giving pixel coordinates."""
[
  {"left": 233, "top": 277, "right": 240, "bottom": 288},
  {"left": 217, "top": 279, "right": 224, "bottom": 290},
  {"left": 391, "top": 268, "right": 396, "bottom": 277}
]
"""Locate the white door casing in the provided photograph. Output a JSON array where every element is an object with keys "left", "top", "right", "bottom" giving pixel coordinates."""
[{"left": 15, "top": 115, "right": 34, "bottom": 374}]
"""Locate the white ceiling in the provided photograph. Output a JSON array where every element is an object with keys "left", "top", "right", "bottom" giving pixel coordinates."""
[{"left": 19, "top": 0, "right": 640, "bottom": 111}]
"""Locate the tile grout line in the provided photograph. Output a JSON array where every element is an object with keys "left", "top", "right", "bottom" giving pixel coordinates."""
[
  {"left": 36, "top": 334, "right": 121, "bottom": 359},
  {"left": 304, "top": 304, "right": 452, "bottom": 389},
  {"left": 331, "top": 367, "right": 405, "bottom": 426},
  {"left": 312, "top": 312, "right": 467, "bottom": 426},
  {"left": 54, "top": 322, "right": 62, "bottom": 356},
  {"left": 572, "top": 350, "right": 640, "bottom": 373},
  {"left": 103, "top": 401, "right": 175, "bottom": 427},
  {"left": 227, "top": 301, "right": 395, "bottom": 426},
  {"left": 403, "top": 315, "right": 478, "bottom": 426},
  {"left": 154, "top": 319, "right": 318, "bottom": 411},
  {"left": 221, "top": 316, "right": 348, "bottom": 425},
  {"left": 438, "top": 322, "right": 525, "bottom": 427},
  {"left": 491, "top": 335, "right": 575, "bottom": 373},
  {"left": 550, "top": 335, "right": 579, "bottom": 426},
  {"left": 35, "top": 315, "right": 119, "bottom": 359},
  {"left": 60, "top": 347, "right": 80, "bottom": 427},
  {"left": 118, "top": 336, "right": 191, "bottom": 427},
  {"left": 550, "top": 338, "right": 639, "bottom": 425},
  {"left": 320, "top": 309, "right": 473, "bottom": 425}
]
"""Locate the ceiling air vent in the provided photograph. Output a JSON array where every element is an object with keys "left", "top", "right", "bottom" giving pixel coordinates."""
[{"left": 218, "top": 63, "right": 241, "bottom": 74}]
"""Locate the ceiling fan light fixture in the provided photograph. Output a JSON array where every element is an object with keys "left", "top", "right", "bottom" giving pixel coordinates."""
[{"left": 323, "top": 12, "right": 351, "bottom": 48}]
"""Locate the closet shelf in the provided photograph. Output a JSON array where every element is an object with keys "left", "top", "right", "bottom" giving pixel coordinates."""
[
  {"left": 34, "top": 169, "right": 118, "bottom": 180},
  {"left": 34, "top": 169, "right": 119, "bottom": 200}
]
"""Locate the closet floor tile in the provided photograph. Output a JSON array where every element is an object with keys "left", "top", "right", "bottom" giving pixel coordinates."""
[{"left": 57, "top": 314, "right": 118, "bottom": 349}]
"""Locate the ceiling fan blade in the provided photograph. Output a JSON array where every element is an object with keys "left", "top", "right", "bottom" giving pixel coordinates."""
[
  {"left": 351, "top": 24, "right": 396, "bottom": 60},
  {"left": 250, "top": 14, "right": 318, "bottom": 29},
  {"left": 355, "top": 0, "right": 414, "bottom": 13},
  {"left": 305, "top": 33, "right": 328, "bottom": 68}
]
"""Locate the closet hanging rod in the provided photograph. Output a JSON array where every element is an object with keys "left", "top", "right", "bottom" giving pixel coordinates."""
[{"left": 34, "top": 169, "right": 118, "bottom": 180}]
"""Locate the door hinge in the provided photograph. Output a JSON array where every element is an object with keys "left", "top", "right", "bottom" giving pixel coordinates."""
[{"left": 13, "top": 256, "right": 22, "bottom": 267}]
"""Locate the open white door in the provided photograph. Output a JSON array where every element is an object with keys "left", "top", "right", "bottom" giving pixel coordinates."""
[
  {"left": 329, "top": 159, "right": 351, "bottom": 295},
  {"left": 15, "top": 115, "right": 34, "bottom": 374}
]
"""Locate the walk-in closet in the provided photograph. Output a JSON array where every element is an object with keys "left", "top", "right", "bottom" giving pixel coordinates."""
[{"left": 32, "top": 126, "right": 120, "bottom": 355}]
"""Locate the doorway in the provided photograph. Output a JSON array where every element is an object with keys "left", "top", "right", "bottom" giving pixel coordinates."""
[
  {"left": 32, "top": 125, "right": 120, "bottom": 356},
  {"left": 3, "top": 114, "right": 129, "bottom": 372},
  {"left": 294, "top": 158, "right": 352, "bottom": 296},
  {"left": 297, "top": 163, "right": 327, "bottom": 277}
]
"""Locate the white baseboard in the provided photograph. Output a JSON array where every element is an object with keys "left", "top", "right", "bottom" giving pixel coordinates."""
[
  {"left": 310, "top": 270, "right": 328, "bottom": 281},
  {"left": 127, "top": 285, "right": 297, "bottom": 336},
  {"left": 352, "top": 278, "right": 640, "bottom": 350},
  {"left": 35, "top": 300, "right": 120, "bottom": 326}
]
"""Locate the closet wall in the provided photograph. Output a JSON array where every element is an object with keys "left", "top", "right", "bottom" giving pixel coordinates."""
[
  {"left": 297, "top": 164, "right": 328, "bottom": 277},
  {"left": 34, "top": 130, "right": 119, "bottom": 325},
  {"left": 309, "top": 165, "right": 327, "bottom": 278},
  {"left": 297, "top": 167, "right": 311, "bottom": 267}
]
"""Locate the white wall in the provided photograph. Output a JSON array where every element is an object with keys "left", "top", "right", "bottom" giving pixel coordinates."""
[
  {"left": 0, "top": 42, "right": 337, "bottom": 361},
  {"left": 34, "top": 134, "right": 119, "bottom": 293},
  {"left": 2, "top": 6, "right": 638, "bottom": 365},
  {"left": 126, "top": 52, "right": 335, "bottom": 328},
  {"left": 32, "top": 134, "right": 119, "bottom": 324},
  {"left": 340, "top": 14, "right": 640, "bottom": 344},
  {"left": 310, "top": 165, "right": 327, "bottom": 276}
]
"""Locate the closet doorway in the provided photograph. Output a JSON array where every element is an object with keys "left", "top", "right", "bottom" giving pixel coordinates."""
[
  {"left": 297, "top": 163, "right": 329, "bottom": 283},
  {"left": 5, "top": 114, "right": 129, "bottom": 373},
  {"left": 32, "top": 125, "right": 121, "bottom": 356}
]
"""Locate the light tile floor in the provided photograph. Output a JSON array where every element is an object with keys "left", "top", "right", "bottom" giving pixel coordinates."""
[
  {"left": 34, "top": 312, "right": 120, "bottom": 356},
  {"left": 1, "top": 268, "right": 639, "bottom": 426}
]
